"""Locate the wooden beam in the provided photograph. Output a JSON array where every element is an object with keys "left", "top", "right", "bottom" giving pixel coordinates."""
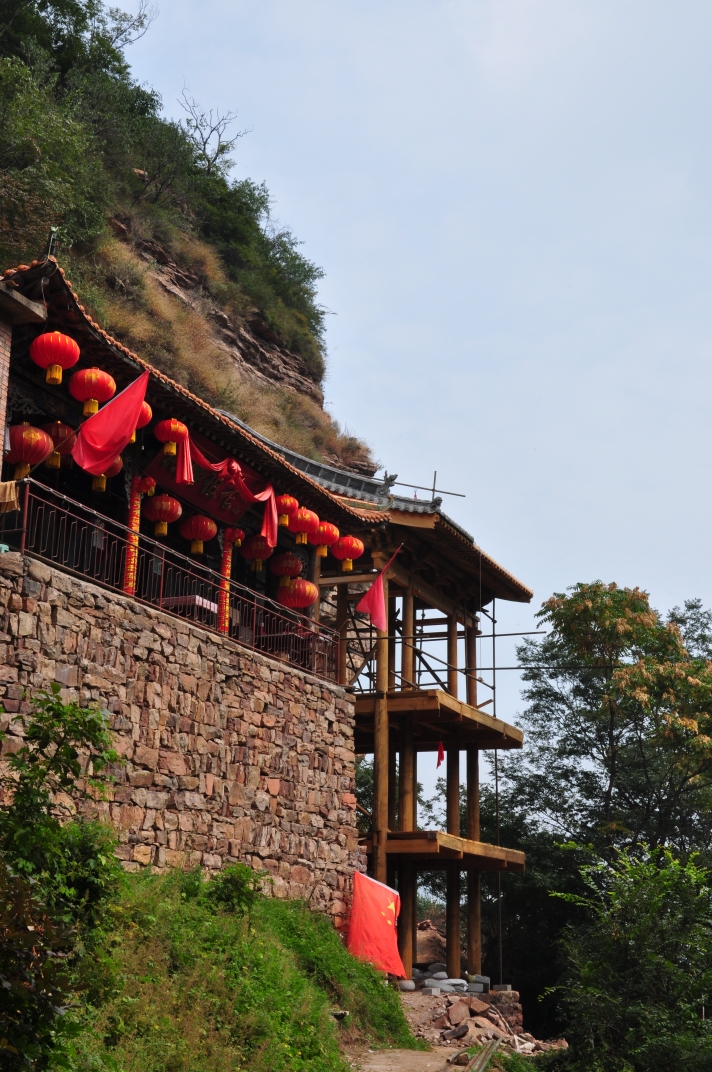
[
  {"left": 388, "top": 596, "right": 397, "bottom": 691},
  {"left": 399, "top": 720, "right": 415, "bottom": 833},
  {"left": 398, "top": 859, "right": 415, "bottom": 978},
  {"left": 389, "top": 509, "right": 437, "bottom": 529},
  {"left": 446, "top": 863, "right": 460, "bottom": 978},
  {"left": 373, "top": 573, "right": 390, "bottom": 883},
  {"left": 447, "top": 615, "right": 458, "bottom": 698},
  {"left": 388, "top": 732, "right": 397, "bottom": 832},
  {"left": 466, "top": 625, "right": 478, "bottom": 708},
  {"left": 447, "top": 745, "right": 460, "bottom": 837},
  {"left": 401, "top": 588, "right": 415, "bottom": 689},
  {"left": 318, "top": 572, "right": 379, "bottom": 586},
  {"left": 386, "top": 562, "right": 477, "bottom": 628},
  {"left": 467, "top": 869, "right": 481, "bottom": 975},
  {"left": 337, "top": 584, "right": 348, "bottom": 686}
]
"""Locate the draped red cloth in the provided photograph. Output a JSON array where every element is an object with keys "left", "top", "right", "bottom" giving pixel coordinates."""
[
  {"left": 355, "top": 546, "right": 402, "bottom": 632},
  {"left": 347, "top": 872, "right": 405, "bottom": 977},
  {"left": 71, "top": 371, "right": 149, "bottom": 476},
  {"left": 175, "top": 433, "right": 278, "bottom": 548}
]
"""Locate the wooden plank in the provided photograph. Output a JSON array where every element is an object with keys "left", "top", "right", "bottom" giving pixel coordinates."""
[{"left": 389, "top": 508, "right": 438, "bottom": 529}]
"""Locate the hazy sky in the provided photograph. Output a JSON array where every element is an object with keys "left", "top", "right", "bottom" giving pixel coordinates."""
[{"left": 130, "top": 2, "right": 712, "bottom": 787}]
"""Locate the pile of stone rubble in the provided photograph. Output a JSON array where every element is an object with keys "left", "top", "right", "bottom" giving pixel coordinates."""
[{"left": 397, "top": 962, "right": 568, "bottom": 1059}]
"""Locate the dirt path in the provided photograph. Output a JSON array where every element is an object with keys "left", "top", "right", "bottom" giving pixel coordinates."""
[{"left": 344, "top": 1046, "right": 462, "bottom": 1071}]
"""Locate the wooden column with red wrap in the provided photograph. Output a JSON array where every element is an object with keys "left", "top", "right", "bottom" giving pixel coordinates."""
[
  {"left": 217, "top": 527, "right": 244, "bottom": 634},
  {"left": 122, "top": 475, "right": 155, "bottom": 595}
]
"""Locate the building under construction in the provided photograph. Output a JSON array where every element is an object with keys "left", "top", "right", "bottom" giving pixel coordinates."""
[{"left": 0, "top": 258, "right": 532, "bottom": 976}]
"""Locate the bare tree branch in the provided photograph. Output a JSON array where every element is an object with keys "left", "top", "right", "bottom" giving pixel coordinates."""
[{"left": 178, "top": 88, "right": 249, "bottom": 176}]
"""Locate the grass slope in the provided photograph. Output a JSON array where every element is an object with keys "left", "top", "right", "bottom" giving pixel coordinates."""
[{"left": 61, "top": 869, "right": 422, "bottom": 1072}]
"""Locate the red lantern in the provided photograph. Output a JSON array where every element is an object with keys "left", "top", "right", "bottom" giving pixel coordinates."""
[
  {"left": 269, "top": 551, "right": 303, "bottom": 587},
  {"left": 92, "top": 455, "right": 122, "bottom": 493},
  {"left": 30, "top": 331, "right": 80, "bottom": 385},
  {"left": 332, "top": 535, "right": 365, "bottom": 572},
  {"left": 69, "top": 367, "right": 116, "bottom": 416},
  {"left": 224, "top": 526, "right": 244, "bottom": 548},
  {"left": 129, "top": 400, "right": 153, "bottom": 444},
  {"left": 308, "top": 521, "right": 340, "bottom": 558},
  {"left": 5, "top": 423, "right": 54, "bottom": 479},
  {"left": 239, "top": 533, "right": 274, "bottom": 572},
  {"left": 289, "top": 507, "right": 319, "bottom": 545},
  {"left": 154, "top": 418, "right": 188, "bottom": 456},
  {"left": 275, "top": 494, "right": 299, "bottom": 527},
  {"left": 42, "top": 422, "right": 75, "bottom": 469},
  {"left": 277, "top": 578, "right": 318, "bottom": 609},
  {"left": 179, "top": 514, "right": 218, "bottom": 554},
  {"left": 143, "top": 493, "right": 182, "bottom": 536}
]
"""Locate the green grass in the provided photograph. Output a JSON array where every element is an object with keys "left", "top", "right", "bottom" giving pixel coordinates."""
[{"left": 57, "top": 869, "right": 422, "bottom": 1072}]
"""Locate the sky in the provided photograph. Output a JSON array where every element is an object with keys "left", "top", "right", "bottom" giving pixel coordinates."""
[{"left": 130, "top": 1, "right": 712, "bottom": 794}]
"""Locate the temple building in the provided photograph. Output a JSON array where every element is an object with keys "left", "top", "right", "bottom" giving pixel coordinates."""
[{"left": 0, "top": 257, "right": 532, "bottom": 977}]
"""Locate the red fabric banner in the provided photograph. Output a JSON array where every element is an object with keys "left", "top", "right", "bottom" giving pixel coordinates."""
[
  {"left": 437, "top": 741, "right": 445, "bottom": 768},
  {"left": 145, "top": 429, "right": 278, "bottom": 544},
  {"left": 71, "top": 371, "right": 149, "bottom": 476},
  {"left": 355, "top": 546, "right": 402, "bottom": 632},
  {"left": 347, "top": 871, "right": 406, "bottom": 977}
]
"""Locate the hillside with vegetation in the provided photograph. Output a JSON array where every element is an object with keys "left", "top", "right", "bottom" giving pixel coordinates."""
[{"left": 0, "top": 0, "right": 375, "bottom": 473}]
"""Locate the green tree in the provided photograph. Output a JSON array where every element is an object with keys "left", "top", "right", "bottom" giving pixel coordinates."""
[
  {"left": 0, "top": 683, "right": 120, "bottom": 927},
  {"left": 554, "top": 847, "right": 712, "bottom": 1072}
]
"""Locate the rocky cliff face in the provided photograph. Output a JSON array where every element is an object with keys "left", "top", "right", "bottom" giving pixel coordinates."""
[{"left": 78, "top": 223, "right": 375, "bottom": 475}]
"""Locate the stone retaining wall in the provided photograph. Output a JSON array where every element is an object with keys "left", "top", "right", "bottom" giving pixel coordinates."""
[{"left": 0, "top": 553, "right": 362, "bottom": 925}]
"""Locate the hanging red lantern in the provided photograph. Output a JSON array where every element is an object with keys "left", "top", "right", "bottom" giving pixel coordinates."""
[
  {"left": 289, "top": 507, "right": 319, "bottom": 545},
  {"left": 239, "top": 533, "right": 274, "bottom": 572},
  {"left": 154, "top": 418, "right": 189, "bottom": 456},
  {"left": 224, "top": 526, "right": 244, "bottom": 548},
  {"left": 143, "top": 493, "right": 182, "bottom": 536},
  {"left": 42, "top": 422, "right": 75, "bottom": 469},
  {"left": 5, "top": 423, "right": 55, "bottom": 479},
  {"left": 308, "top": 521, "right": 340, "bottom": 558},
  {"left": 29, "top": 331, "right": 80, "bottom": 385},
  {"left": 277, "top": 578, "right": 318, "bottom": 609},
  {"left": 129, "top": 400, "right": 152, "bottom": 444},
  {"left": 179, "top": 514, "right": 218, "bottom": 554},
  {"left": 275, "top": 494, "right": 299, "bottom": 527},
  {"left": 331, "top": 535, "right": 365, "bottom": 572},
  {"left": 69, "top": 367, "right": 116, "bottom": 416},
  {"left": 269, "top": 551, "right": 303, "bottom": 587},
  {"left": 92, "top": 455, "right": 122, "bottom": 493}
]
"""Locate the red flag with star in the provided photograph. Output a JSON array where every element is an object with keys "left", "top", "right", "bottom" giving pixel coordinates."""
[{"left": 347, "top": 871, "right": 406, "bottom": 977}]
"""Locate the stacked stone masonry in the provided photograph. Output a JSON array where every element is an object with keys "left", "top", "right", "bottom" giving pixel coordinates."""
[{"left": 0, "top": 553, "right": 363, "bottom": 926}]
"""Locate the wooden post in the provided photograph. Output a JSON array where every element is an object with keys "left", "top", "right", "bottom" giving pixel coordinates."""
[
  {"left": 447, "top": 744, "right": 460, "bottom": 837},
  {"left": 312, "top": 553, "right": 321, "bottom": 624},
  {"left": 337, "top": 584, "right": 348, "bottom": 686},
  {"left": 388, "top": 732, "right": 397, "bottom": 832},
  {"left": 373, "top": 572, "right": 390, "bottom": 884},
  {"left": 388, "top": 595, "right": 397, "bottom": 691},
  {"left": 465, "top": 623, "right": 478, "bottom": 708},
  {"left": 465, "top": 625, "right": 481, "bottom": 973},
  {"left": 447, "top": 614, "right": 458, "bottom": 698},
  {"left": 446, "top": 742, "right": 461, "bottom": 979},
  {"left": 446, "top": 865, "right": 460, "bottom": 979},
  {"left": 401, "top": 587, "right": 415, "bottom": 690},
  {"left": 398, "top": 859, "right": 415, "bottom": 979},
  {"left": 398, "top": 720, "right": 415, "bottom": 832}
]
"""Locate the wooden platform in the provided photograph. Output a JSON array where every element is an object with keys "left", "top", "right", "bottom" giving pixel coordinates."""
[
  {"left": 359, "top": 830, "right": 525, "bottom": 871},
  {"left": 354, "top": 688, "right": 524, "bottom": 752}
]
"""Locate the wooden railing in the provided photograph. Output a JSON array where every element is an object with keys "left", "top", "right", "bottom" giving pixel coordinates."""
[{"left": 0, "top": 480, "right": 339, "bottom": 682}]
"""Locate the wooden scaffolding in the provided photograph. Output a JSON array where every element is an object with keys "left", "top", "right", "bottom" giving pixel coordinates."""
[{"left": 320, "top": 543, "right": 529, "bottom": 979}]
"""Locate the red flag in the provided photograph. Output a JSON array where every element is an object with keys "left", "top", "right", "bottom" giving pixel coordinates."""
[
  {"left": 347, "top": 871, "right": 406, "bottom": 977},
  {"left": 72, "top": 371, "right": 149, "bottom": 476},
  {"left": 355, "top": 546, "right": 402, "bottom": 632},
  {"left": 436, "top": 741, "right": 445, "bottom": 768}
]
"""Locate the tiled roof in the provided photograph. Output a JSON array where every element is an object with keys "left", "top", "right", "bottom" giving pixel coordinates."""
[{"left": 4, "top": 258, "right": 532, "bottom": 604}]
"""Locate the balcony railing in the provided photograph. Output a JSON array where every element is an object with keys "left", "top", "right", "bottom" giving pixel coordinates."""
[{"left": 0, "top": 480, "right": 338, "bottom": 682}]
